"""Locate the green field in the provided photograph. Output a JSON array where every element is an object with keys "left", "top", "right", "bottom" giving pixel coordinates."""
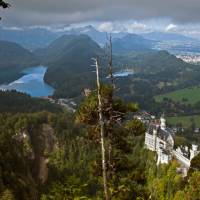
[
  {"left": 155, "top": 86, "right": 200, "bottom": 105},
  {"left": 167, "top": 115, "right": 200, "bottom": 127}
]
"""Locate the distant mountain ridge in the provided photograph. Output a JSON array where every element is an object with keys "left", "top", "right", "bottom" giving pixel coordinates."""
[
  {"left": 1, "top": 25, "right": 200, "bottom": 52},
  {"left": 0, "top": 25, "right": 126, "bottom": 49},
  {"left": 0, "top": 27, "right": 58, "bottom": 50},
  {"left": 142, "top": 31, "right": 199, "bottom": 42},
  {"left": 112, "top": 33, "right": 156, "bottom": 54},
  {"left": 64, "top": 25, "right": 127, "bottom": 45}
]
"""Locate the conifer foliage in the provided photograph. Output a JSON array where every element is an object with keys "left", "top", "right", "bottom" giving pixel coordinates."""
[{"left": 76, "top": 37, "right": 145, "bottom": 199}]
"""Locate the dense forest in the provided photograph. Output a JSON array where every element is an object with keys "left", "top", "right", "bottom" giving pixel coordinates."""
[
  {"left": 0, "top": 88, "right": 200, "bottom": 199},
  {"left": 0, "top": 90, "right": 61, "bottom": 113},
  {"left": 0, "top": 41, "right": 38, "bottom": 84}
]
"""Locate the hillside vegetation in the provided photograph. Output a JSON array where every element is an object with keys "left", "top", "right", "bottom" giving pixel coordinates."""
[
  {"left": 36, "top": 35, "right": 105, "bottom": 98},
  {"left": 0, "top": 40, "right": 38, "bottom": 83},
  {"left": 0, "top": 88, "right": 200, "bottom": 200},
  {"left": 0, "top": 90, "right": 61, "bottom": 113},
  {"left": 167, "top": 115, "right": 200, "bottom": 127}
]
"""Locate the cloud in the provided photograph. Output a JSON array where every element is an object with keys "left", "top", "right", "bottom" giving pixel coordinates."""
[
  {"left": 2, "top": 0, "right": 200, "bottom": 26},
  {"left": 165, "top": 24, "right": 177, "bottom": 32},
  {"left": 98, "top": 22, "right": 114, "bottom": 32},
  {"left": 126, "top": 22, "right": 148, "bottom": 32}
]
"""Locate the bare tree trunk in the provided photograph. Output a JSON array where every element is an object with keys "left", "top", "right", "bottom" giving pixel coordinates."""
[
  {"left": 93, "top": 58, "right": 109, "bottom": 200},
  {"left": 107, "top": 35, "right": 115, "bottom": 178},
  {"left": 108, "top": 34, "right": 115, "bottom": 89}
]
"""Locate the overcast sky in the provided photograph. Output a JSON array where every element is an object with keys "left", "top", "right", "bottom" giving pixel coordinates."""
[{"left": 1, "top": 0, "right": 200, "bottom": 37}]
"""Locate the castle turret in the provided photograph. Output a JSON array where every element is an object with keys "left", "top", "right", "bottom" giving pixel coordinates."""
[
  {"left": 190, "top": 144, "right": 199, "bottom": 160},
  {"left": 153, "top": 128, "right": 157, "bottom": 151},
  {"left": 160, "top": 115, "right": 166, "bottom": 130}
]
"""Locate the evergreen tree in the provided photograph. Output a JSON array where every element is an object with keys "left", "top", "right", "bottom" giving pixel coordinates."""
[{"left": 76, "top": 54, "right": 145, "bottom": 199}]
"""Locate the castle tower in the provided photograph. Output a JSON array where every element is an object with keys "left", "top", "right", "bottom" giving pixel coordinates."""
[
  {"left": 160, "top": 115, "right": 166, "bottom": 130},
  {"left": 190, "top": 144, "right": 199, "bottom": 160},
  {"left": 153, "top": 128, "right": 157, "bottom": 151}
]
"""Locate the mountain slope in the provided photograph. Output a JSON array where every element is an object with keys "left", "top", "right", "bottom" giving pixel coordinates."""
[
  {"left": 37, "top": 35, "right": 104, "bottom": 97},
  {"left": 64, "top": 25, "right": 127, "bottom": 45},
  {"left": 112, "top": 34, "right": 156, "bottom": 54},
  {"left": 0, "top": 40, "right": 38, "bottom": 83},
  {"left": 117, "top": 50, "right": 189, "bottom": 70}
]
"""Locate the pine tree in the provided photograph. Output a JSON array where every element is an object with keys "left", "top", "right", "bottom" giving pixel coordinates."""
[{"left": 76, "top": 37, "right": 145, "bottom": 199}]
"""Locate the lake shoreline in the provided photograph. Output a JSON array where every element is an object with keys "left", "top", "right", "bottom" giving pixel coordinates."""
[{"left": 0, "top": 66, "right": 55, "bottom": 97}]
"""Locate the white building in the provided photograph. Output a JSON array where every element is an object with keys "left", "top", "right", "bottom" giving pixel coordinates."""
[{"left": 144, "top": 115, "right": 199, "bottom": 171}]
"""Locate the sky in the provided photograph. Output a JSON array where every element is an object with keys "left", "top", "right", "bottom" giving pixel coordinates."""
[{"left": 1, "top": 0, "right": 200, "bottom": 38}]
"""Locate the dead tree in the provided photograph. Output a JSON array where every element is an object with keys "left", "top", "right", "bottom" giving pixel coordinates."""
[
  {"left": 92, "top": 58, "right": 109, "bottom": 200},
  {"left": 108, "top": 35, "right": 115, "bottom": 89},
  {"left": 106, "top": 34, "right": 115, "bottom": 177}
]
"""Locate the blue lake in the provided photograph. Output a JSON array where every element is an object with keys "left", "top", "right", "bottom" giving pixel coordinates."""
[{"left": 0, "top": 66, "right": 55, "bottom": 97}]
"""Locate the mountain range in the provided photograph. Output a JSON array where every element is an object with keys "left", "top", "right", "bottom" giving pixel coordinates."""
[
  {"left": 0, "top": 30, "right": 199, "bottom": 99},
  {"left": 142, "top": 31, "right": 198, "bottom": 42},
  {"left": 112, "top": 34, "right": 156, "bottom": 54},
  {"left": 1, "top": 25, "right": 200, "bottom": 53}
]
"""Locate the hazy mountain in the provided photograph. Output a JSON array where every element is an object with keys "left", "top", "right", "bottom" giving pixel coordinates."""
[
  {"left": 0, "top": 25, "right": 127, "bottom": 50},
  {"left": 141, "top": 32, "right": 200, "bottom": 54},
  {"left": 0, "top": 27, "right": 58, "bottom": 50},
  {"left": 142, "top": 31, "right": 198, "bottom": 42},
  {"left": 112, "top": 34, "right": 156, "bottom": 54},
  {"left": 63, "top": 25, "right": 127, "bottom": 45},
  {"left": 0, "top": 40, "right": 38, "bottom": 83}
]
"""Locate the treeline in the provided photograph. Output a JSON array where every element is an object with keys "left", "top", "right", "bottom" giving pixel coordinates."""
[{"left": 0, "top": 90, "right": 61, "bottom": 113}]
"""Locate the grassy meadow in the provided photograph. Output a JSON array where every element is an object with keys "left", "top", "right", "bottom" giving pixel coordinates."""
[
  {"left": 155, "top": 86, "right": 200, "bottom": 105},
  {"left": 167, "top": 115, "right": 200, "bottom": 127}
]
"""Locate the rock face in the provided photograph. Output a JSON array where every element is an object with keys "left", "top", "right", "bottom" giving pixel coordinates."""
[
  {"left": 0, "top": 112, "right": 61, "bottom": 200},
  {"left": 11, "top": 123, "right": 57, "bottom": 199},
  {"left": 28, "top": 124, "right": 56, "bottom": 184}
]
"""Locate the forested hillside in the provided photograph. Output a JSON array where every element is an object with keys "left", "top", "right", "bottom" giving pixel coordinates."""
[
  {"left": 0, "top": 41, "right": 38, "bottom": 83},
  {"left": 0, "top": 88, "right": 200, "bottom": 200},
  {"left": 38, "top": 35, "right": 105, "bottom": 98},
  {"left": 0, "top": 90, "right": 61, "bottom": 113}
]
